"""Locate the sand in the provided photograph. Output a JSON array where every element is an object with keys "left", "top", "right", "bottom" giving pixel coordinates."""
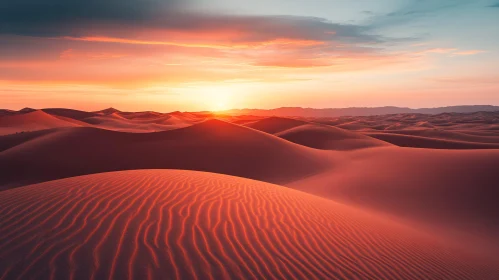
[
  {"left": 1, "top": 170, "right": 497, "bottom": 280},
  {"left": 0, "top": 119, "right": 330, "bottom": 189},
  {"left": 1, "top": 107, "right": 499, "bottom": 278},
  {"left": 289, "top": 146, "right": 499, "bottom": 255}
]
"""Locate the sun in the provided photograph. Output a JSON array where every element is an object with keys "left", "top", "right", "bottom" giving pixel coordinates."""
[
  {"left": 171, "top": 82, "right": 248, "bottom": 112},
  {"left": 202, "top": 86, "right": 233, "bottom": 112},
  {"left": 213, "top": 100, "right": 228, "bottom": 111}
]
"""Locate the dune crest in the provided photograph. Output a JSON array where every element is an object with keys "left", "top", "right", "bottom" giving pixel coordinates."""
[{"left": 245, "top": 117, "right": 389, "bottom": 150}]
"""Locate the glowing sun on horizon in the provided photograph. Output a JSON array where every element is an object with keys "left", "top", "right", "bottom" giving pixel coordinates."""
[
  {"left": 171, "top": 82, "right": 253, "bottom": 112},
  {"left": 202, "top": 86, "right": 234, "bottom": 112}
]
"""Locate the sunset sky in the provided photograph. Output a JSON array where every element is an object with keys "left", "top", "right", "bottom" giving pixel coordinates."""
[{"left": 1, "top": 0, "right": 499, "bottom": 112}]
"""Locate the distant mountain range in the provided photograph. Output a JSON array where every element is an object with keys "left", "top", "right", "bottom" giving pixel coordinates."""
[
  {"left": 223, "top": 105, "right": 499, "bottom": 118},
  {"left": 3, "top": 105, "right": 499, "bottom": 119}
]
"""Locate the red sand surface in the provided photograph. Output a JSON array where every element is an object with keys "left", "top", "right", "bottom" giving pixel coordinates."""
[
  {"left": 1, "top": 108, "right": 499, "bottom": 278},
  {"left": 1, "top": 170, "right": 497, "bottom": 280}
]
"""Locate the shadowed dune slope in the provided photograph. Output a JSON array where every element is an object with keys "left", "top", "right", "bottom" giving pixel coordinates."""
[
  {"left": 276, "top": 124, "right": 390, "bottom": 150},
  {"left": 1, "top": 170, "right": 497, "bottom": 280},
  {"left": 289, "top": 146, "right": 499, "bottom": 251},
  {"left": 366, "top": 132, "right": 499, "bottom": 149},
  {"left": 0, "top": 119, "right": 330, "bottom": 189},
  {"left": 369, "top": 129, "right": 499, "bottom": 144},
  {"left": 42, "top": 108, "right": 99, "bottom": 120},
  {"left": 0, "top": 110, "right": 80, "bottom": 136},
  {"left": 0, "top": 110, "right": 16, "bottom": 118}
]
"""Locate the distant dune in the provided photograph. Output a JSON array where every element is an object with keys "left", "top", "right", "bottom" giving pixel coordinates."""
[
  {"left": 225, "top": 105, "right": 499, "bottom": 118},
  {"left": 245, "top": 117, "right": 307, "bottom": 134},
  {"left": 245, "top": 117, "right": 389, "bottom": 150},
  {"left": 0, "top": 119, "right": 330, "bottom": 189},
  {"left": 42, "top": 108, "right": 99, "bottom": 120},
  {"left": 0, "top": 110, "right": 81, "bottom": 136},
  {"left": 366, "top": 132, "right": 499, "bottom": 149},
  {"left": 276, "top": 124, "right": 389, "bottom": 150},
  {"left": 1, "top": 170, "right": 497, "bottom": 280},
  {"left": 0, "top": 109, "right": 16, "bottom": 118}
]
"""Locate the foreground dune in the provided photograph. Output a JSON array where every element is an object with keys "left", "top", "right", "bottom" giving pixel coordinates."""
[
  {"left": 0, "top": 119, "right": 330, "bottom": 189},
  {"left": 1, "top": 170, "right": 497, "bottom": 280}
]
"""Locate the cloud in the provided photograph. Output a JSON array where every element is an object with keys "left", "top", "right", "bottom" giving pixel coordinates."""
[
  {"left": 430, "top": 76, "right": 499, "bottom": 85},
  {"left": 0, "top": 6, "right": 401, "bottom": 69},
  {"left": 452, "top": 50, "right": 486, "bottom": 56},
  {"left": 366, "top": 0, "right": 471, "bottom": 29},
  {"left": 0, "top": 0, "right": 425, "bottom": 87},
  {"left": 0, "top": 0, "right": 185, "bottom": 36},
  {"left": 413, "top": 48, "right": 486, "bottom": 57},
  {"left": 0, "top": 0, "right": 381, "bottom": 46}
]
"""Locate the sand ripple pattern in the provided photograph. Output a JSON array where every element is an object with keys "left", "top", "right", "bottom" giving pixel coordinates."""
[{"left": 0, "top": 170, "right": 497, "bottom": 280}]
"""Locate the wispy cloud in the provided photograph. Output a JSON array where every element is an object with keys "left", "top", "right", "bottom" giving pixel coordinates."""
[{"left": 365, "top": 0, "right": 471, "bottom": 29}]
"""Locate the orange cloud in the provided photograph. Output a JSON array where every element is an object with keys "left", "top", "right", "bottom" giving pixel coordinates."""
[
  {"left": 452, "top": 50, "right": 485, "bottom": 56},
  {"left": 63, "top": 36, "right": 325, "bottom": 49}
]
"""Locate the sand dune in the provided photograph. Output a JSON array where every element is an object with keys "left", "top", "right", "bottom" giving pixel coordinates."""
[
  {"left": 81, "top": 111, "right": 201, "bottom": 133},
  {"left": 276, "top": 123, "right": 390, "bottom": 150},
  {"left": 303, "top": 111, "right": 499, "bottom": 149},
  {"left": 0, "top": 110, "right": 81, "bottom": 136},
  {"left": 289, "top": 146, "right": 499, "bottom": 253},
  {"left": 1, "top": 170, "right": 497, "bottom": 280},
  {"left": 366, "top": 132, "right": 499, "bottom": 149},
  {"left": 369, "top": 129, "right": 499, "bottom": 144},
  {"left": 42, "top": 108, "right": 99, "bottom": 120},
  {"left": 245, "top": 117, "right": 388, "bottom": 150},
  {"left": 94, "top": 107, "right": 122, "bottom": 115},
  {"left": 0, "top": 119, "right": 330, "bottom": 189},
  {"left": 82, "top": 115, "right": 179, "bottom": 133},
  {"left": 245, "top": 117, "right": 307, "bottom": 134},
  {"left": 0, "top": 109, "right": 16, "bottom": 118}
]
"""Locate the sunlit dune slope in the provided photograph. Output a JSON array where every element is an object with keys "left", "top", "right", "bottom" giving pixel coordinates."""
[
  {"left": 0, "top": 110, "right": 81, "bottom": 136},
  {"left": 0, "top": 119, "right": 330, "bottom": 189},
  {"left": 289, "top": 146, "right": 499, "bottom": 251},
  {"left": 245, "top": 116, "right": 307, "bottom": 134},
  {"left": 276, "top": 123, "right": 390, "bottom": 150},
  {"left": 366, "top": 132, "right": 499, "bottom": 149},
  {"left": 1, "top": 170, "right": 497, "bottom": 280}
]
